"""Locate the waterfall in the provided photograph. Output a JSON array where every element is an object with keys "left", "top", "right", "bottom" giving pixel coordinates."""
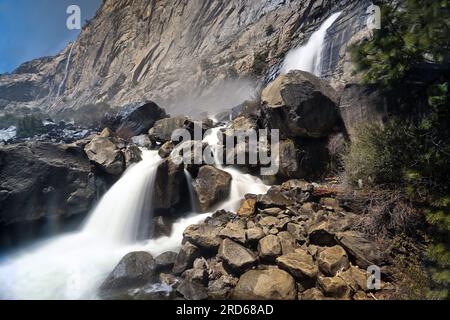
[
  {"left": 281, "top": 12, "right": 342, "bottom": 76},
  {"left": 184, "top": 169, "right": 198, "bottom": 212},
  {"left": 0, "top": 150, "right": 162, "bottom": 299},
  {"left": 56, "top": 41, "right": 76, "bottom": 97},
  {"left": 0, "top": 127, "right": 268, "bottom": 300}
]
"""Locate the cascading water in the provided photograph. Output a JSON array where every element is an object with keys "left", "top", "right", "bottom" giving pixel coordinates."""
[
  {"left": 0, "top": 126, "right": 269, "bottom": 300},
  {"left": 184, "top": 169, "right": 198, "bottom": 212},
  {"left": 281, "top": 12, "right": 342, "bottom": 76},
  {"left": 56, "top": 41, "right": 76, "bottom": 97}
]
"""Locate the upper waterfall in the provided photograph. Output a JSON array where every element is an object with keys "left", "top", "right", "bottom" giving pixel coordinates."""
[{"left": 281, "top": 12, "right": 342, "bottom": 76}]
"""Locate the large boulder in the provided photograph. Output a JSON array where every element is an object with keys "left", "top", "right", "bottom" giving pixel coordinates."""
[
  {"left": 193, "top": 166, "right": 232, "bottom": 212},
  {"left": 258, "top": 235, "right": 282, "bottom": 261},
  {"left": 152, "top": 158, "right": 185, "bottom": 214},
  {"left": 218, "top": 238, "right": 257, "bottom": 273},
  {"left": 99, "top": 252, "right": 157, "bottom": 298},
  {"left": 84, "top": 136, "right": 126, "bottom": 176},
  {"left": 335, "top": 231, "right": 383, "bottom": 269},
  {"left": 148, "top": 116, "right": 194, "bottom": 143},
  {"left": 232, "top": 268, "right": 297, "bottom": 300},
  {"left": 261, "top": 70, "right": 339, "bottom": 138},
  {"left": 114, "top": 101, "right": 167, "bottom": 139},
  {"left": 172, "top": 242, "right": 201, "bottom": 275},
  {"left": 0, "top": 142, "right": 95, "bottom": 243}
]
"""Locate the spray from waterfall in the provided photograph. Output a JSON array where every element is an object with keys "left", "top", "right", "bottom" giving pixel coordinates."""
[
  {"left": 56, "top": 41, "right": 76, "bottom": 98},
  {"left": 281, "top": 12, "right": 342, "bottom": 76}
]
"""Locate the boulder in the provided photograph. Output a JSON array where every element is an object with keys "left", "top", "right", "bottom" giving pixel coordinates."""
[
  {"left": 182, "top": 268, "right": 208, "bottom": 285},
  {"left": 246, "top": 227, "right": 266, "bottom": 243},
  {"left": 207, "top": 275, "right": 238, "bottom": 300},
  {"left": 131, "top": 134, "right": 152, "bottom": 148},
  {"left": 158, "top": 141, "right": 175, "bottom": 158},
  {"left": 149, "top": 216, "right": 173, "bottom": 239},
  {"left": 232, "top": 269, "right": 297, "bottom": 300},
  {"left": 193, "top": 166, "right": 232, "bottom": 212},
  {"left": 277, "top": 231, "right": 297, "bottom": 254},
  {"left": 152, "top": 158, "right": 185, "bottom": 214},
  {"left": 84, "top": 136, "right": 125, "bottom": 176},
  {"left": 276, "top": 249, "right": 318, "bottom": 285},
  {"left": 335, "top": 231, "right": 383, "bottom": 269},
  {"left": 300, "top": 288, "right": 327, "bottom": 300},
  {"left": 155, "top": 251, "right": 178, "bottom": 271},
  {"left": 172, "top": 242, "right": 201, "bottom": 275},
  {"left": 317, "top": 245, "right": 350, "bottom": 276},
  {"left": 99, "top": 252, "right": 157, "bottom": 297},
  {"left": 261, "top": 208, "right": 283, "bottom": 216},
  {"left": 237, "top": 198, "right": 257, "bottom": 218},
  {"left": 308, "top": 221, "right": 337, "bottom": 246},
  {"left": 261, "top": 70, "right": 339, "bottom": 138},
  {"left": 123, "top": 145, "right": 142, "bottom": 167},
  {"left": 337, "top": 265, "right": 369, "bottom": 292},
  {"left": 258, "top": 216, "right": 280, "bottom": 229},
  {"left": 183, "top": 224, "right": 222, "bottom": 250},
  {"left": 317, "top": 275, "right": 352, "bottom": 299},
  {"left": 148, "top": 116, "right": 193, "bottom": 143},
  {"left": 258, "top": 235, "right": 282, "bottom": 260},
  {"left": 218, "top": 238, "right": 257, "bottom": 273},
  {"left": 0, "top": 142, "right": 95, "bottom": 239},
  {"left": 114, "top": 101, "right": 167, "bottom": 139},
  {"left": 286, "top": 223, "right": 307, "bottom": 244},
  {"left": 219, "top": 222, "right": 246, "bottom": 244},
  {"left": 176, "top": 280, "right": 208, "bottom": 300}
]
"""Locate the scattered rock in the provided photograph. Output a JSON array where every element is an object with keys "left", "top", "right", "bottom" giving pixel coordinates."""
[
  {"left": 207, "top": 275, "right": 238, "bottom": 300},
  {"left": 172, "top": 242, "right": 201, "bottom": 275},
  {"left": 219, "top": 222, "right": 246, "bottom": 244},
  {"left": 277, "top": 231, "right": 297, "bottom": 254},
  {"left": 276, "top": 249, "right": 318, "bottom": 285},
  {"left": 176, "top": 280, "right": 208, "bottom": 300},
  {"left": 155, "top": 251, "right": 178, "bottom": 271},
  {"left": 232, "top": 269, "right": 297, "bottom": 300},
  {"left": 158, "top": 141, "right": 175, "bottom": 158},
  {"left": 149, "top": 116, "right": 193, "bottom": 143},
  {"left": 237, "top": 198, "right": 257, "bottom": 217},
  {"left": 261, "top": 208, "right": 283, "bottom": 216},
  {"left": 317, "top": 275, "right": 352, "bottom": 299},
  {"left": 246, "top": 227, "right": 266, "bottom": 243},
  {"left": 218, "top": 238, "right": 257, "bottom": 273},
  {"left": 300, "top": 288, "right": 327, "bottom": 300},
  {"left": 317, "top": 245, "right": 350, "bottom": 276},
  {"left": 183, "top": 224, "right": 222, "bottom": 250},
  {"left": 85, "top": 136, "right": 125, "bottom": 176},
  {"left": 308, "top": 221, "right": 336, "bottom": 246},
  {"left": 258, "top": 235, "right": 282, "bottom": 261}
]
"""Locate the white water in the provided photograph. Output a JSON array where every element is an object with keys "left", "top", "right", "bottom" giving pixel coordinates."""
[
  {"left": 56, "top": 41, "right": 76, "bottom": 97},
  {"left": 281, "top": 12, "right": 342, "bottom": 76},
  {"left": 184, "top": 169, "right": 198, "bottom": 212},
  {"left": 0, "top": 128, "right": 268, "bottom": 300}
]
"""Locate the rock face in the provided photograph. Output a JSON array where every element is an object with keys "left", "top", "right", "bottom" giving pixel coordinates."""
[
  {"left": 232, "top": 269, "right": 297, "bottom": 300},
  {"left": 0, "top": 142, "right": 95, "bottom": 236},
  {"left": 193, "top": 166, "right": 232, "bottom": 212},
  {"left": 113, "top": 101, "right": 167, "bottom": 139},
  {"left": 0, "top": 0, "right": 365, "bottom": 117},
  {"left": 99, "top": 252, "right": 157, "bottom": 298},
  {"left": 261, "top": 71, "right": 339, "bottom": 138}
]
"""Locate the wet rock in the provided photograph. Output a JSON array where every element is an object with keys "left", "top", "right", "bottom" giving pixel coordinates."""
[
  {"left": 158, "top": 141, "right": 175, "bottom": 158},
  {"left": 149, "top": 116, "right": 193, "bottom": 143},
  {"left": 150, "top": 216, "right": 173, "bottom": 239},
  {"left": 159, "top": 273, "right": 181, "bottom": 288},
  {"left": 276, "top": 249, "right": 318, "bottom": 285},
  {"left": 237, "top": 198, "right": 257, "bottom": 218},
  {"left": 85, "top": 136, "right": 125, "bottom": 176},
  {"left": 183, "top": 224, "right": 222, "bottom": 250},
  {"left": 131, "top": 134, "right": 152, "bottom": 148},
  {"left": 153, "top": 158, "right": 185, "bottom": 213},
  {"left": 218, "top": 238, "right": 257, "bottom": 273},
  {"left": 261, "top": 70, "right": 339, "bottom": 138},
  {"left": 114, "top": 101, "right": 167, "bottom": 139},
  {"left": 124, "top": 145, "right": 142, "bottom": 167},
  {"left": 155, "top": 251, "right": 178, "bottom": 271},
  {"left": 99, "top": 252, "right": 157, "bottom": 297},
  {"left": 232, "top": 268, "right": 297, "bottom": 300},
  {"left": 176, "top": 280, "right": 208, "bottom": 300},
  {"left": 0, "top": 142, "right": 94, "bottom": 234},
  {"left": 193, "top": 166, "right": 232, "bottom": 212},
  {"left": 258, "top": 235, "right": 282, "bottom": 261},
  {"left": 317, "top": 245, "right": 350, "bottom": 276},
  {"left": 172, "top": 242, "right": 201, "bottom": 275},
  {"left": 335, "top": 231, "right": 383, "bottom": 269},
  {"left": 219, "top": 222, "right": 246, "bottom": 244}
]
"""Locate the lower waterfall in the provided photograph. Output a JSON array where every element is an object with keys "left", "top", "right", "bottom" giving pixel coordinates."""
[{"left": 0, "top": 129, "right": 268, "bottom": 300}]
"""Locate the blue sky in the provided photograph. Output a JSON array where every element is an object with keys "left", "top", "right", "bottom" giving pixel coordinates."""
[{"left": 0, "top": 0, "right": 101, "bottom": 73}]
